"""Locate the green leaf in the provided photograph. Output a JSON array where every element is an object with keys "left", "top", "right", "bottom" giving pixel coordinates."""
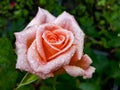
[
  {"left": 109, "top": 60, "right": 120, "bottom": 79},
  {"left": 92, "top": 53, "right": 109, "bottom": 75},
  {"left": 97, "top": 0, "right": 106, "bottom": 6},
  {"left": 16, "top": 84, "right": 35, "bottom": 90},
  {"left": 56, "top": 83, "right": 80, "bottom": 90},
  {"left": 16, "top": 73, "right": 39, "bottom": 89},
  {"left": 40, "top": 86, "right": 53, "bottom": 90},
  {"left": 0, "top": 37, "right": 20, "bottom": 90},
  {"left": 79, "top": 83, "right": 101, "bottom": 90},
  {"left": 79, "top": 16, "right": 99, "bottom": 38},
  {"left": 108, "top": 37, "right": 120, "bottom": 47},
  {"left": 115, "top": 49, "right": 120, "bottom": 60},
  {"left": 56, "top": 74, "right": 80, "bottom": 90}
]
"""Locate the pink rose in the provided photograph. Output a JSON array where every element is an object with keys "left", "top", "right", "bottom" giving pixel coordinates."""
[{"left": 15, "top": 7, "right": 95, "bottom": 79}]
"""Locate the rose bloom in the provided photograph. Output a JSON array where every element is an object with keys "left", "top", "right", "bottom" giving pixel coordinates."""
[{"left": 15, "top": 7, "right": 95, "bottom": 79}]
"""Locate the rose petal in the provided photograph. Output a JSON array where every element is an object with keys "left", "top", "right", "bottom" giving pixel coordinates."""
[
  {"left": 37, "top": 46, "right": 76, "bottom": 74},
  {"left": 27, "top": 40, "right": 76, "bottom": 75},
  {"left": 83, "top": 66, "right": 95, "bottom": 79},
  {"left": 35, "top": 72, "right": 54, "bottom": 79},
  {"left": 64, "top": 65, "right": 84, "bottom": 77},
  {"left": 54, "top": 12, "right": 85, "bottom": 60},
  {"left": 25, "top": 7, "right": 55, "bottom": 29},
  {"left": 27, "top": 40, "right": 43, "bottom": 71},
  {"left": 27, "top": 40, "right": 54, "bottom": 79},
  {"left": 76, "top": 54, "right": 92, "bottom": 69},
  {"left": 64, "top": 65, "right": 95, "bottom": 79},
  {"left": 15, "top": 26, "right": 37, "bottom": 72}
]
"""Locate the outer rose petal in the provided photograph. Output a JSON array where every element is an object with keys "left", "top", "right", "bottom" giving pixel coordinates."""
[
  {"left": 25, "top": 7, "right": 55, "bottom": 29},
  {"left": 27, "top": 40, "right": 43, "bottom": 71},
  {"left": 64, "top": 65, "right": 95, "bottom": 78},
  {"left": 15, "top": 26, "right": 37, "bottom": 72},
  {"left": 83, "top": 66, "right": 95, "bottom": 79},
  {"left": 35, "top": 72, "right": 54, "bottom": 79},
  {"left": 64, "top": 54, "right": 95, "bottom": 78},
  {"left": 76, "top": 54, "right": 92, "bottom": 69},
  {"left": 54, "top": 12, "right": 85, "bottom": 60},
  {"left": 64, "top": 65, "right": 84, "bottom": 77}
]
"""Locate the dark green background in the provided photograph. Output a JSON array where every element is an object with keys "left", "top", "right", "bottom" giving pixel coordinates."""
[{"left": 0, "top": 0, "right": 120, "bottom": 90}]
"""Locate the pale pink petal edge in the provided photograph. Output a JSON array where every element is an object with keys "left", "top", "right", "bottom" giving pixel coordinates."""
[
  {"left": 83, "top": 66, "right": 95, "bottom": 79},
  {"left": 15, "top": 26, "right": 37, "bottom": 72},
  {"left": 64, "top": 65, "right": 84, "bottom": 77},
  {"left": 64, "top": 65, "right": 95, "bottom": 79}
]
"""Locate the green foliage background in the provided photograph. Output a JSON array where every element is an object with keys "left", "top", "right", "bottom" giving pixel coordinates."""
[{"left": 0, "top": 0, "right": 120, "bottom": 90}]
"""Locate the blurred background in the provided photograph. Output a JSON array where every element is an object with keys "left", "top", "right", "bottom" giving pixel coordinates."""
[{"left": 0, "top": 0, "right": 120, "bottom": 90}]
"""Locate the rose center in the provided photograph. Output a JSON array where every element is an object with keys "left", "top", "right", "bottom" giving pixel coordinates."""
[
  {"left": 43, "top": 30, "right": 65, "bottom": 44},
  {"left": 41, "top": 28, "right": 74, "bottom": 61}
]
